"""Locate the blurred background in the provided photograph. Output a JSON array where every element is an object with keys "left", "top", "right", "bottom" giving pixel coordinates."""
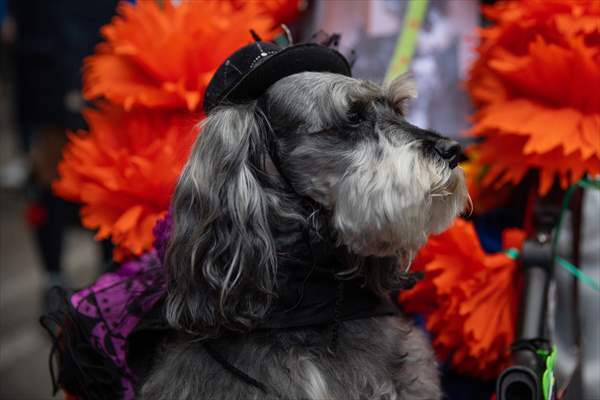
[
  {"left": 1, "top": 1, "right": 118, "bottom": 398},
  {"left": 0, "top": 0, "right": 598, "bottom": 399}
]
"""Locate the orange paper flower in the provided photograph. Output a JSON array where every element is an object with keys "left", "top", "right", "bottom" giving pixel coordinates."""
[
  {"left": 54, "top": 0, "right": 301, "bottom": 259},
  {"left": 467, "top": 0, "right": 600, "bottom": 196},
  {"left": 84, "top": 0, "right": 300, "bottom": 112},
  {"left": 400, "top": 219, "right": 525, "bottom": 379},
  {"left": 54, "top": 106, "right": 197, "bottom": 260}
]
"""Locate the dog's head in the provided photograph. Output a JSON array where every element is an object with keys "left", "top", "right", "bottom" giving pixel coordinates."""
[
  {"left": 166, "top": 72, "right": 468, "bottom": 336},
  {"left": 264, "top": 72, "right": 468, "bottom": 257}
]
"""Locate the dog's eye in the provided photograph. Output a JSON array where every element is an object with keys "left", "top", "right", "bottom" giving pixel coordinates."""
[
  {"left": 347, "top": 111, "right": 364, "bottom": 125},
  {"left": 347, "top": 103, "right": 366, "bottom": 126}
]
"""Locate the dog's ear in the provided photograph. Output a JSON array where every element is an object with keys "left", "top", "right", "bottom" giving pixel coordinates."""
[
  {"left": 165, "top": 102, "right": 277, "bottom": 337},
  {"left": 386, "top": 73, "right": 417, "bottom": 116}
]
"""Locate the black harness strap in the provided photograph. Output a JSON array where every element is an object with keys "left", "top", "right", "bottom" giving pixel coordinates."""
[
  {"left": 203, "top": 341, "right": 269, "bottom": 394},
  {"left": 203, "top": 278, "right": 347, "bottom": 393},
  {"left": 328, "top": 279, "right": 345, "bottom": 354}
]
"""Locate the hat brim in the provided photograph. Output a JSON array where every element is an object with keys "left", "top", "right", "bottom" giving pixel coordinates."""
[{"left": 208, "top": 43, "right": 352, "bottom": 112}]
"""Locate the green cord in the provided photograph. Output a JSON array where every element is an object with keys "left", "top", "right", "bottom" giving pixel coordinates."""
[
  {"left": 503, "top": 178, "right": 599, "bottom": 293},
  {"left": 551, "top": 177, "right": 600, "bottom": 293},
  {"left": 504, "top": 179, "right": 598, "bottom": 398}
]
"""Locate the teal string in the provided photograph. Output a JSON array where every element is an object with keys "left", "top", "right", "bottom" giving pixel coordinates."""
[
  {"left": 551, "top": 177, "right": 600, "bottom": 293},
  {"left": 555, "top": 256, "right": 600, "bottom": 292}
]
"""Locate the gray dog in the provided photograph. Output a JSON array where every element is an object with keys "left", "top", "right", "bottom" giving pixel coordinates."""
[{"left": 139, "top": 71, "right": 469, "bottom": 400}]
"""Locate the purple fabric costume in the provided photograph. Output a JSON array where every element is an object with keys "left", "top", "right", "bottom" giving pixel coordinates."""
[
  {"left": 70, "top": 251, "right": 165, "bottom": 399},
  {"left": 42, "top": 214, "right": 172, "bottom": 399}
]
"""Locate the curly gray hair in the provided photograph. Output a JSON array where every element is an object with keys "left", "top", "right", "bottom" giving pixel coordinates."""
[{"left": 146, "top": 72, "right": 468, "bottom": 400}]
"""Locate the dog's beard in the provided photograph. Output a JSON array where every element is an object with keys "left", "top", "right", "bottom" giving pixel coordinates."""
[
  {"left": 332, "top": 140, "right": 468, "bottom": 257},
  {"left": 428, "top": 166, "right": 468, "bottom": 234}
]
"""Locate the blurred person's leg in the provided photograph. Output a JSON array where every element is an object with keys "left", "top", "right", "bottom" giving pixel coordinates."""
[
  {"left": 32, "top": 189, "right": 75, "bottom": 287},
  {"left": 26, "top": 126, "right": 77, "bottom": 289}
]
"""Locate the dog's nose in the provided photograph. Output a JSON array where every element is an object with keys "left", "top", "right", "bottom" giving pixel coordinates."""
[{"left": 433, "top": 140, "right": 461, "bottom": 169}]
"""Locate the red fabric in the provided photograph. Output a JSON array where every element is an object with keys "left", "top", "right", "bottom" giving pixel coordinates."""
[{"left": 25, "top": 202, "right": 48, "bottom": 228}]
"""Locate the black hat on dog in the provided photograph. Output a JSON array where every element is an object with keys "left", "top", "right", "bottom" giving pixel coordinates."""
[{"left": 203, "top": 35, "right": 352, "bottom": 113}]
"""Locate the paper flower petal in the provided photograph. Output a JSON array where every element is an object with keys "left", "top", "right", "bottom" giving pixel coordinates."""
[
  {"left": 83, "top": 0, "right": 300, "bottom": 112},
  {"left": 400, "top": 219, "right": 525, "bottom": 379},
  {"left": 467, "top": 0, "right": 600, "bottom": 196},
  {"left": 54, "top": 106, "right": 197, "bottom": 259}
]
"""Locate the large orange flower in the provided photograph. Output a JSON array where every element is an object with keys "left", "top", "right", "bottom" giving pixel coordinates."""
[
  {"left": 84, "top": 0, "right": 301, "bottom": 112},
  {"left": 54, "top": 0, "right": 302, "bottom": 259},
  {"left": 400, "top": 219, "right": 525, "bottom": 379},
  {"left": 54, "top": 106, "right": 197, "bottom": 260},
  {"left": 467, "top": 0, "right": 600, "bottom": 196}
]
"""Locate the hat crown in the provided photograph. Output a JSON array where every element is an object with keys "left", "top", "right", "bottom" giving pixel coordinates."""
[
  {"left": 204, "top": 41, "right": 281, "bottom": 112},
  {"left": 203, "top": 37, "right": 352, "bottom": 113}
]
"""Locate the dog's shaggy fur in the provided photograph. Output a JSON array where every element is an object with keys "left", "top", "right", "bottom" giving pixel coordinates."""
[{"left": 138, "top": 72, "right": 468, "bottom": 400}]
